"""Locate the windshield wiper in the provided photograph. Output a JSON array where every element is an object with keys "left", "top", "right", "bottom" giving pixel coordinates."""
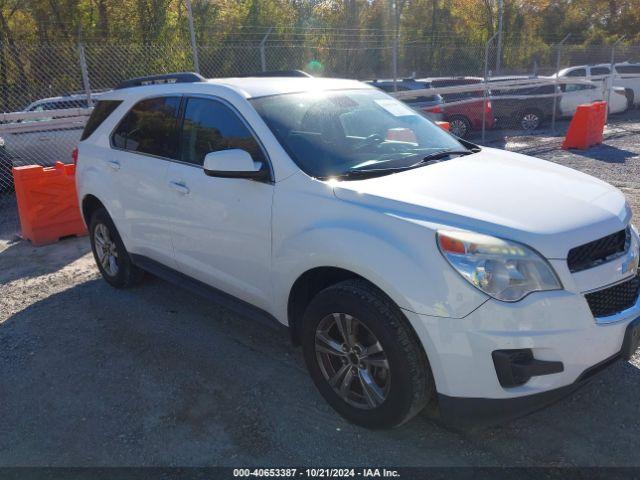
[
  {"left": 321, "top": 168, "right": 407, "bottom": 180},
  {"left": 321, "top": 149, "right": 475, "bottom": 181},
  {"left": 420, "top": 149, "right": 474, "bottom": 162}
]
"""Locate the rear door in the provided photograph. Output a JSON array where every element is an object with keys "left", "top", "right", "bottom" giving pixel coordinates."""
[
  {"left": 589, "top": 66, "right": 611, "bottom": 88},
  {"left": 109, "top": 95, "right": 181, "bottom": 265},
  {"left": 560, "top": 84, "right": 598, "bottom": 116}
]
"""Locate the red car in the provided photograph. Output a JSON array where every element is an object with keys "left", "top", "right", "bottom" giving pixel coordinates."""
[{"left": 419, "top": 77, "right": 495, "bottom": 138}]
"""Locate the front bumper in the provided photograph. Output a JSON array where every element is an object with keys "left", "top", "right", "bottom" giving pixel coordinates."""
[
  {"left": 403, "top": 285, "right": 640, "bottom": 425},
  {"left": 438, "top": 315, "right": 639, "bottom": 428}
]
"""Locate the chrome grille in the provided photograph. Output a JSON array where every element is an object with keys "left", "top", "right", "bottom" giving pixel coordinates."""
[{"left": 567, "top": 227, "right": 630, "bottom": 273}]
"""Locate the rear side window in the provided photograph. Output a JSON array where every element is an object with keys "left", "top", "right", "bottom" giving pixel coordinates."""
[
  {"left": 566, "top": 68, "right": 586, "bottom": 77},
  {"left": 617, "top": 65, "right": 640, "bottom": 74},
  {"left": 111, "top": 96, "right": 181, "bottom": 158},
  {"left": 81, "top": 100, "right": 122, "bottom": 141},
  {"left": 179, "top": 97, "right": 265, "bottom": 166},
  {"left": 590, "top": 66, "right": 610, "bottom": 75}
]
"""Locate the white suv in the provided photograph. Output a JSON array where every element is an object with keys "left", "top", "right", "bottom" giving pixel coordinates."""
[
  {"left": 76, "top": 72, "right": 640, "bottom": 429},
  {"left": 558, "top": 62, "right": 640, "bottom": 108}
]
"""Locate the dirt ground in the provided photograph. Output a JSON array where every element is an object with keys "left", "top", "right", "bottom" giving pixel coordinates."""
[{"left": 1, "top": 113, "right": 640, "bottom": 467}]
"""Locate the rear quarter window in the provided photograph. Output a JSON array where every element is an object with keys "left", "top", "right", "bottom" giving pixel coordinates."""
[{"left": 81, "top": 100, "right": 123, "bottom": 141}]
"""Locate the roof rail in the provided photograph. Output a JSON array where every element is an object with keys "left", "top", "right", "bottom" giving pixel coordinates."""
[
  {"left": 115, "top": 72, "right": 206, "bottom": 90},
  {"left": 235, "top": 70, "right": 312, "bottom": 78}
]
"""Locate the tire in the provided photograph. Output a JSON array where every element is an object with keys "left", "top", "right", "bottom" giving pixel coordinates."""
[
  {"left": 301, "top": 279, "right": 434, "bottom": 429},
  {"left": 624, "top": 89, "right": 635, "bottom": 110},
  {"left": 89, "top": 208, "right": 144, "bottom": 288},
  {"left": 518, "top": 109, "right": 543, "bottom": 131},
  {"left": 448, "top": 115, "right": 472, "bottom": 138},
  {"left": 0, "top": 148, "right": 13, "bottom": 194}
]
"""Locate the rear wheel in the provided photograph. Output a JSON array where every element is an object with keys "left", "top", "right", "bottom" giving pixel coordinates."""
[
  {"left": 518, "top": 109, "right": 543, "bottom": 130},
  {"left": 89, "top": 208, "right": 144, "bottom": 288},
  {"left": 302, "top": 279, "right": 433, "bottom": 429},
  {"left": 0, "top": 148, "right": 13, "bottom": 194},
  {"left": 448, "top": 115, "right": 472, "bottom": 138}
]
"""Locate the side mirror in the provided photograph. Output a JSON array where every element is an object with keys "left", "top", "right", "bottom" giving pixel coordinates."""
[{"left": 203, "top": 149, "right": 269, "bottom": 181}]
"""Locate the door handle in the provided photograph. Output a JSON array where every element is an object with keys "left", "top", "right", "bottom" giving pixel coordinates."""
[
  {"left": 106, "top": 160, "right": 120, "bottom": 171},
  {"left": 169, "top": 180, "right": 190, "bottom": 195}
]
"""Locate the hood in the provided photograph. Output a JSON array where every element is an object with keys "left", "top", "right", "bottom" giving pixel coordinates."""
[{"left": 332, "top": 147, "right": 630, "bottom": 259}]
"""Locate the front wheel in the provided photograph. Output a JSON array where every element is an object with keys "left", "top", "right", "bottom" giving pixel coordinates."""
[{"left": 302, "top": 279, "right": 434, "bottom": 429}]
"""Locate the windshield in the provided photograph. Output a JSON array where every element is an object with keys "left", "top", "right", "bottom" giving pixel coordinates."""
[{"left": 250, "top": 89, "right": 466, "bottom": 179}]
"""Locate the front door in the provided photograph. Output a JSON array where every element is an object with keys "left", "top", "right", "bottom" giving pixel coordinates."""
[{"left": 165, "top": 96, "right": 274, "bottom": 311}]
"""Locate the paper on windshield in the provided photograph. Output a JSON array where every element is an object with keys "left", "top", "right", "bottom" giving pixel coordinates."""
[{"left": 374, "top": 99, "right": 418, "bottom": 117}]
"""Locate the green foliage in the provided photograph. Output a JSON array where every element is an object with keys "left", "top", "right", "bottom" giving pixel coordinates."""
[{"left": 0, "top": 0, "right": 636, "bottom": 46}]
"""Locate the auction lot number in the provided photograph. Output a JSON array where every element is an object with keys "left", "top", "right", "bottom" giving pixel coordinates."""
[{"left": 233, "top": 468, "right": 400, "bottom": 478}]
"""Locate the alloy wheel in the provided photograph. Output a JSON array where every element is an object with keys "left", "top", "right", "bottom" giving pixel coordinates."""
[
  {"left": 521, "top": 113, "right": 540, "bottom": 130},
  {"left": 449, "top": 119, "right": 468, "bottom": 137},
  {"left": 94, "top": 223, "right": 119, "bottom": 277},
  {"left": 314, "top": 313, "right": 391, "bottom": 409}
]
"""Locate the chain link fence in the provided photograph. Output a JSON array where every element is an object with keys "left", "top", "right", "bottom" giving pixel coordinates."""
[{"left": 1, "top": 37, "right": 639, "bottom": 237}]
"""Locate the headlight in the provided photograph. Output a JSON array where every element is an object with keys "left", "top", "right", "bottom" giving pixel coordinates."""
[{"left": 437, "top": 229, "right": 562, "bottom": 302}]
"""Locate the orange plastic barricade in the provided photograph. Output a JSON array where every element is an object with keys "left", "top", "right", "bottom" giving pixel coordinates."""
[
  {"left": 562, "top": 101, "right": 607, "bottom": 150},
  {"left": 436, "top": 121, "right": 450, "bottom": 132},
  {"left": 589, "top": 101, "right": 607, "bottom": 145},
  {"left": 12, "top": 162, "right": 87, "bottom": 246}
]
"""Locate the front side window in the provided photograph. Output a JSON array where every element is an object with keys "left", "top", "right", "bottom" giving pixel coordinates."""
[
  {"left": 251, "top": 89, "right": 465, "bottom": 179},
  {"left": 179, "top": 97, "right": 264, "bottom": 166},
  {"left": 111, "top": 96, "right": 181, "bottom": 158}
]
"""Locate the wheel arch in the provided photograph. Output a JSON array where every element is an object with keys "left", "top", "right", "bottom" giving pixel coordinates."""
[
  {"left": 81, "top": 194, "right": 107, "bottom": 227},
  {"left": 286, "top": 266, "right": 424, "bottom": 352},
  {"left": 288, "top": 266, "right": 365, "bottom": 345}
]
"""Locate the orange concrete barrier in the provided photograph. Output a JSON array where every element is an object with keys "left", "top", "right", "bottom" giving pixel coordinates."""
[
  {"left": 12, "top": 162, "right": 87, "bottom": 246},
  {"left": 562, "top": 101, "right": 607, "bottom": 150},
  {"left": 436, "top": 121, "right": 450, "bottom": 132}
]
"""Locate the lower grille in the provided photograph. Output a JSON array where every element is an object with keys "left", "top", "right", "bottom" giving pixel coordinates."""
[{"left": 585, "top": 274, "right": 640, "bottom": 318}]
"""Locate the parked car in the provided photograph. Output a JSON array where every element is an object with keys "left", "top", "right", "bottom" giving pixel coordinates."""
[
  {"left": 367, "top": 79, "right": 444, "bottom": 121},
  {"left": 1, "top": 93, "right": 101, "bottom": 168},
  {"left": 23, "top": 92, "right": 104, "bottom": 112},
  {"left": 418, "top": 77, "right": 494, "bottom": 138},
  {"left": 0, "top": 135, "right": 13, "bottom": 193},
  {"left": 557, "top": 80, "right": 628, "bottom": 117},
  {"left": 557, "top": 62, "right": 640, "bottom": 108},
  {"left": 488, "top": 77, "right": 558, "bottom": 131},
  {"left": 76, "top": 72, "right": 640, "bottom": 429}
]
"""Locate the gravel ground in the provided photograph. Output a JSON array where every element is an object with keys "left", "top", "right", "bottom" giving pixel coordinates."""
[{"left": 1, "top": 111, "right": 640, "bottom": 467}]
